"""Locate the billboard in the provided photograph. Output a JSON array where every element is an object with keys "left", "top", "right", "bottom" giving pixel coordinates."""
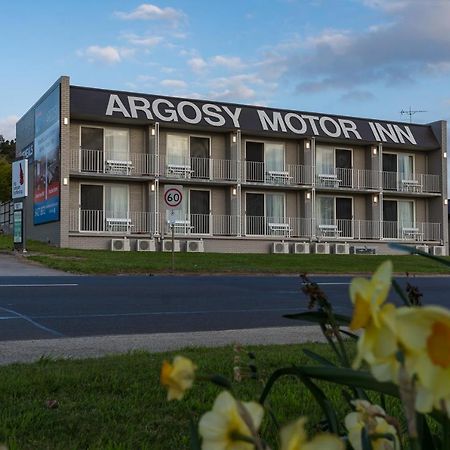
[
  {"left": 34, "top": 86, "right": 60, "bottom": 225},
  {"left": 12, "top": 159, "right": 28, "bottom": 199}
]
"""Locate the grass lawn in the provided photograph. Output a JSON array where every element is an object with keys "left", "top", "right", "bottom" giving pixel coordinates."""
[
  {"left": 0, "top": 342, "right": 406, "bottom": 450},
  {"left": 0, "top": 234, "right": 448, "bottom": 275}
]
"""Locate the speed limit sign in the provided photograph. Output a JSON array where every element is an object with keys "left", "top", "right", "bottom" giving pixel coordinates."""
[{"left": 164, "top": 185, "right": 184, "bottom": 209}]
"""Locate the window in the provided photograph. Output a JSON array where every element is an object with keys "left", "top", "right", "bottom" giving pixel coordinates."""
[
  {"left": 316, "top": 146, "right": 352, "bottom": 187},
  {"left": 105, "top": 185, "right": 129, "bottom": 219},
  {"left": 383, "top": 200, "right": 415, "bottom": 239},
  {"left": 316, "top": 196, "right": 353, "bottom": 237},
  {"left": 245, "top": 141, "right": 285, "bottom": 182},
  {"left": 398, "top": 154, "right": 414, "bottom": 180},
  {"left": 316, "top": 147, "right": 334, "bottom": 175},
  {"left": 245, "top": 192, "right": 285, "bottom": 235},
  {"left": 382, "top": 153, "right": 415, "bottom": 190},
  {"left": 105, "top": 129, "right": 129, "bottom": 161},
  {"left": 265, "top": 143, "right": 285, "bottom": 172},
  {"left": 167, "top": 135, "right": 189, "bottom": 166}
]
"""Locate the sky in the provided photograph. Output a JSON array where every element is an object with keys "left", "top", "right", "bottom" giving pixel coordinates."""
[{"left": 1, "top": 0, "right": 450, "bottom": 145}]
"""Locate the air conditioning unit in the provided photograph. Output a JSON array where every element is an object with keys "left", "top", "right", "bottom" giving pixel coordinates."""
[
  {"left": 334, "top": 243, "right": 350, "bottom": 254},
  {"left": 312, "top": 242, "right": 330, "bottom": 254},
  {"left": 272, "top": 242, "right": 289, "bottom": 254},
  {"left": 431, "top": 246, "right": 446, "bottom": 256},
  {"left": 162, "top": 240, "right": 181, "bottom": 252},
  {"left": 415, "top": 245, "right": 428, "bottom": 254},
  {"left": 111, "top": 238, "right": 130, "bottom": 251},
  {"left": 186, "top": 240, "right": 204, "bottom": 252},
  {"left": 136, "top": 239, "right": 156, "bottom": 252},
  {"left": 293, "top": 242, "right": 310, "bottom": 254}
]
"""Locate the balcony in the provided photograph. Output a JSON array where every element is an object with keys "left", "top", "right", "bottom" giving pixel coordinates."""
[
  {"left": 69, "top": 210, "right": 158, "bottom": 234},
  {"left": 244, "top": 161, "right": 311, "bottom": 186},
  {"left": 382, "top": 172, "right": 440, "bottom": 194},
  {"left": 71, "top": 149, "right": 158, "bottom": 176},
  {"left": 70, "top": 210, "right": 442, "bottom": 242},
  {"left": 315, "top": 168, "right": 379, "bottom": 190},
  {"left": 160, "top": 156, "right": 237, "bottom": 182},
  {"left": 316, "top": 219, "right": 441, "bottom": 241}
]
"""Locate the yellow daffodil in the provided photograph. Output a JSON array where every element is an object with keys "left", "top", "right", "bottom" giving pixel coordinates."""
[
  {"left": 198, "top": 390, "right": 264, "bottom": 450},
  {"left": 280, "top": 417, "right": 344, "bottom": 450},
  {"left": 349, "top": 260, "right": 393, "bottom": 330},
  {"left": 348, "top": 261, "right": 400, "bottom": 383},
  {"left": 396, "top": 305, "right": 450, "bottom": 415},
  {"left": 160, "top": 355, "right": 197, "bottom": 401},
  {"left": 345, "top": 400, "right": 399, "bottom": 450},
  {"left": 352, "top": 303, "right": 400, "bottom": 382}
]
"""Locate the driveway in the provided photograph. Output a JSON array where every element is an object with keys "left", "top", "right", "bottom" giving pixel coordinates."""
[{"left": 0, "top": 253, "right": 71, "bottom": 276}]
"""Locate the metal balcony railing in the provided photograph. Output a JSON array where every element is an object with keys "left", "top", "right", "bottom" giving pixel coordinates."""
[
  {"left": 71, "top": 149, "right": 158, "bottom": 176},
  {"left": 69, "top": 209, "right": 158, "bottom": 234},
  {"left": 382, "top": 172, "right": 440, "bottom": 193},
  {"left": 160, "top": 156, "right": 238, "bottom": 181}
]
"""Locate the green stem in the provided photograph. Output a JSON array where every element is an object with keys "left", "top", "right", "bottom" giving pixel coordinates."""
[{"left": 408, "top": 436, "right": 421, "bottom": 450}]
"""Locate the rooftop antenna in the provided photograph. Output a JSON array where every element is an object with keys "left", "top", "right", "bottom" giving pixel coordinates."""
[{"left": 400, "top": 106, "right": 427, "bottom": 123}]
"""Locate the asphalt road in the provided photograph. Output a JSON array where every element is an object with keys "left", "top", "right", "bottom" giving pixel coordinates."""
[{"left": 0, "top": 274, "right": 448, "bottom": 342}]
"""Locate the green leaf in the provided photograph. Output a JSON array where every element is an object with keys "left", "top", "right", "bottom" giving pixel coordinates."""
[
  {"left": 392, "top": 279, "right": 412, "bottom": 307},
  {"left": 189, "top": 417, "right": 202, "bottom": 450},
  {"left": 283, "top": 311, "right": 351, "bottom": 326},
  {"left": 416, "top": 413, "right": 438, "bottom": 450},
  {"left": 208, "top": 375, "right": 232, "bottom": 389},
  {"left": 302, "top": 349, "right": 337, "bottom": 367},
  {"left": 361, "top": 427, "right": 374, "bottom": 450},
  {"left": 260, "top": 366, "right": 399, "bottom": 406},
  {"left": 339, "top": 329, "right": 359, "bottom": 340},
  {"left": 296, "top": 373, "right": 340, "bottom": 434}
]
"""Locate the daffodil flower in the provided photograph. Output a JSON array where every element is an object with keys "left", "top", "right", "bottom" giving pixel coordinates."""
[
  {"left": 280, "top": 417, "right": 344, "bottom": 450},
  {"left": 349, "top": 260, "right": 393, "bottom": 331},
  {"left": 396, "top": 305, "right": 450, "bottom": 415},
  {"left": 160, "top": 355, "right": 197, "bottom": 401},
  {"left": 345, "top": 400, "right": 399, "bottom": 450},
  {"left": 199, "top": 390, "right": 264, "bottom": 450}
]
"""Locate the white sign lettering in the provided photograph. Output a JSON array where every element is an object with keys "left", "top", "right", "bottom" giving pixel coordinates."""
[{"left": 104, "top": 94, "right": 421, "bottom": 146}]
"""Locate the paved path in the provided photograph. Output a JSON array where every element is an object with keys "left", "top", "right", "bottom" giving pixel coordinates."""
[{"left": 0, "top": 253, "right": 72, "bottom": 276}]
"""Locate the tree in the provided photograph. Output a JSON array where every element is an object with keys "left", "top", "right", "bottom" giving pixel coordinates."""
[
  {"left": 0, "top": 157, "right": 11, "bottom": 202},
  {"left": 0, "top": 138, "right": 15, "bottom": 162}
]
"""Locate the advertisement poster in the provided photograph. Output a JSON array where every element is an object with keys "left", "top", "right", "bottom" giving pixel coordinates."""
[
  {"left": 12, "top": 159, "right": 28, "bottom": 199},
  {"left": 13, "top": 211, "right": 23, "bottom": 244},
  {"left": 34, "top": 86, "right": 60, "bottom": 224}
]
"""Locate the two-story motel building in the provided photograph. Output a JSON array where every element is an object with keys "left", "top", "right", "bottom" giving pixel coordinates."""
[{"left": 15, "top": 76, "right": 448, "bottom": 255}]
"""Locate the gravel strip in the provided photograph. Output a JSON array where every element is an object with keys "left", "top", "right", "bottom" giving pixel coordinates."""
[{"left": 0, "top": 326, "right": 325, "bottom": 365}]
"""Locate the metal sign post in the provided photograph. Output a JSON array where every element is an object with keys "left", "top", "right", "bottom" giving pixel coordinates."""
[{"left": 163, "top": 186, "right": 184, "bottom": 273}]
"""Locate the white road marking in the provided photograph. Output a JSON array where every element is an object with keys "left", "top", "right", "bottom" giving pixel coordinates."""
[{"left": 0, "top": 307, "right": 65, "bottom": 337}]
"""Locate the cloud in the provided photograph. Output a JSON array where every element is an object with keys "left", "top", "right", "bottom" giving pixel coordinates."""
[
  {"left": 211, "top": 55, "right": 244, "bottom": 70},
  {"left": 188, "top": 57, "right": 208, "bottom": 73},
  {"left": 115, "top": 3, "right": 185, "bottom": 24},
  {"left": 362, "top": 0, "right": 409, "bottom": 12},
  {"left": 122, "top": 34, "right": 163, "bottom": 47},
  {"left": 340, "top": 90, "right": 375, "bottom": 102},
  {"left": 160, "top": 79, "right": 188, "bottom": 89},
  {"left": 207, "top": 74, "right": 272, "bottom": 102},
  {"left": 78, "top": 46, "right": 134, "bottom": 64},
  {"left": 0, "top": 115, "right": 18, "bottom": 140},
  {"left": 259, "top": 1, "right": 450, "bottom": 94}
]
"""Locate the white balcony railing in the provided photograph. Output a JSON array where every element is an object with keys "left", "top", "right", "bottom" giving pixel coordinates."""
[
  {"left": 244, "top": 161, "right": 311, "bottom": 186},
  {"left": 160, "top": 156, "right": 238, "bottom": 181},
  {"left": 70, "top": 210, "right": 442, "bottom": 242},
  {"left": 69, "top": 209, "right": 158, "bottom": 234},
  {"left": 382, "top": 172, "right": 440, "bottom": 193},
  {"left": 315, "top": 168, "right": 379, "bottom": 190},
  {"left": 71, "top": 149, "right": 158, "bottom": 176}
]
